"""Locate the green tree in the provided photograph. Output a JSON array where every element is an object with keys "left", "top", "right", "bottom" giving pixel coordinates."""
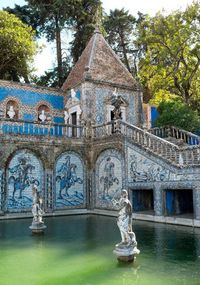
[
  {"left": 103, "top": 8, "right": 137, "bottom": 74},
  {"left": 70, "top": 0, "right": 103, "bottom": 64},
  {"left": 0, "top": 10, "right": 36, "bottom": 82},
  {"left": 136, "top": 2, "right": 200, "bottom": 110},
  {"left": 4, "top": 4, "right": 41, "bottom": 37},
  {"left": 155, "top": 100, "right": 200, "bottom": 133},
  {"left": 32, "top": 60, "right": 71, "bottom": 87},
  {"left": 5, "top": 0, "right": 80, "bottom": 86}
]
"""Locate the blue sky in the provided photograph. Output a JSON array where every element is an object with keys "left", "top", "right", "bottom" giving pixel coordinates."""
[{"left": 0, "top": 0, "right": 194, "bottom": 75}]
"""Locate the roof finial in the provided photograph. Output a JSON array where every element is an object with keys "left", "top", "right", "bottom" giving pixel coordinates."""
[{"left": 94, "top": 26, "right": 101, "bottom": 34}]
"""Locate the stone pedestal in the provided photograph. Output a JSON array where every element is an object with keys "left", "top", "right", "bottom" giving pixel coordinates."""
[
  {"left": 29, "top": 221, "right": 47, "bottom": 234},
  {"left": 113, "top": 244, "right": 140, "bottom": 263}
]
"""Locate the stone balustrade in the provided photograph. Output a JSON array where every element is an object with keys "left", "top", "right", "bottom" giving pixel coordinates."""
[
  {"left": 93, "top": 120, "right": 200, "bottom": 167},
  {"left": 0, "top": 118, "right": 199, "bottom": 166},
  {"left": 0, "top": 118, "right": 84, "bottom": 138},
  {"left": 148, "top": 126, "right": 200, "bottom": 145}
]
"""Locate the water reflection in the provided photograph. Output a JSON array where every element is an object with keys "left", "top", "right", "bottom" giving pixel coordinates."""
[{"left": 0, "top": 216, "right": 200, "bottom": 285}]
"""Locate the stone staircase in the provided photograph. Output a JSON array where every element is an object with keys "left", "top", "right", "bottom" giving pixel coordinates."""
[{"left": 92, "top": 120, "right": 200, "bottom": 167}]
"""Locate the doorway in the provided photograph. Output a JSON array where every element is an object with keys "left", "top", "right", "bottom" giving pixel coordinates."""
[
  {"left": 165, "top": 189, "right": 193, "bottom": 217},
  {"left": 71, "top": 112, "right": 77, "bottom": 137},
  {"left": 132, "top": 189, "right": 154, "bottom": 214}
]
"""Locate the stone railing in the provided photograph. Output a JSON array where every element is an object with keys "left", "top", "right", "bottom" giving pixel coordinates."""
[
  {"left": 148, "top": 126, "right": 200, "bottom": 145},
  {"left": 92, "top": 121, "right": 114, "bottom": 138},
  {"left": 0, "top": 118, "right": 199, "bottom": 166},
  {"left": 0, "top": 119, "right": 84, "bottom": 139},
  {"left": 93, "top": 120, "right": 200, "bottom": 166}
]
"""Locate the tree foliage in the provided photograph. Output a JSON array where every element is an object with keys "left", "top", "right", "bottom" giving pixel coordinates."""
[
  {"left": 70, "top": 0, "right": 103, "bottom": 63},
  {"left": 103, "top": 9, "right": 137, "bottom": 74},
  {"left": 0, "top": 10, "right": 36, "bottom": 82},
  {"left": 32, "top": 60, "right": 71, "bottom": 87},
  {"left": 136, "top": 2, "right": 200, "bottom": 110},
  {"left": 155, "top": 100, "right": 200, "bottom": 133},
  {"left": 5, "top": 0, "right": 103, "bottom": 86}
]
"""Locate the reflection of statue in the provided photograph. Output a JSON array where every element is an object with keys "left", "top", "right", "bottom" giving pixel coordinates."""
[
  {"left": 32, "top": 183, "right": 44, "bottom": 224},
  {"left": 39, "top": 110, "right": 46, "bottom": 122},
  {"left": 100, "top": 157, "right": 119, "bottom": 198},
  {"left": 113, "top": 189, "right": 140, "bottom": 262},
  {"left": 7, "top": 105, "right": 15, "bottom": 119}
]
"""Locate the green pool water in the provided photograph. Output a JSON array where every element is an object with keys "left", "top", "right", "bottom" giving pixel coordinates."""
[{"left": 0, "top": 215, "right": 200, "bottom": 285}]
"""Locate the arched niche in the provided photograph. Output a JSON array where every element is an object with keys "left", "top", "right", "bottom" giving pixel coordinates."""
[
  {"left": 37, "top": 104, "right": 51, "bottom": 123},
  {"left": 6, "top": 99, "right": 19, "bottom": 120}
]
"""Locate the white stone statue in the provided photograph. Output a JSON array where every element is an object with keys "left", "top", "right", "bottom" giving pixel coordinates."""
[
  {"left": 7, "top": 105, "right": 15, "bottom": 119},
  {"left": 64, "top": 110, "right": 69, "bottom": 124},
  {"left": 29, "top": 182, "right": 46, "bottom": 233},
  {"left": 32, "top": 183, "right": 44, "bottom": 224},
  {"left": 39, "top": 110, "right": 46, "bottom": 122},
  {"left": 113, "top": 88, "right": 118, "bottom": 98},
  {"left": 113, "top": 189, "right": 140, "bottom": 262},
  {"left": 71, "top": 88, "right": 76, "bottom": 98}
]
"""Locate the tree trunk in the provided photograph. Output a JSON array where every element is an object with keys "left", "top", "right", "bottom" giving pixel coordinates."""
[
  {"left": 55, "top": 15, "right": 62, "bottom": 86},
  {"left": 119, "top": 32, "right": 131, "bottom": 73}
]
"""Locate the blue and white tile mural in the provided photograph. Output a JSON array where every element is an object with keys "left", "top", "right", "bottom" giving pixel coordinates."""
[
  {"left": 7, "top": 150, "right": 43, "bottom": 211},
  {"left": 127, "top": 146, "right": 200, "bottom": 182},
  {"left": 95, "top": 149, "right": 123, "bottom": 209},
  {"left": 55, "top": 152, "right": 85, "bottom": 208}
]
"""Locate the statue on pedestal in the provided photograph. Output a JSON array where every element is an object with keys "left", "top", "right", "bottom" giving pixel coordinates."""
[
  {"left": 113, "top": 189, "right": 140, "bottom": 262},
  {"left": 29, "top": 182, "right": 46, "bottom": 234}
]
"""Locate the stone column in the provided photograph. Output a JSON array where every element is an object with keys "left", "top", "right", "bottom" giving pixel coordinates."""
[
  {"left": 193, "top": 182, "right": 200, "bottom": 220},
  {"left": 154, "top": 183, "right": 163, "bottom": 216},
  {"left": 44, "top": 170, "right": 53, "bottom": 213},
  {"left": 77, "top": 108, "right": 82, "bottom": 138},
  {"left": 0, "top": 170, "right": 5, "bottom": 214}
]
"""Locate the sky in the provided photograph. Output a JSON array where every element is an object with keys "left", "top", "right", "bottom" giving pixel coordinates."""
[{"left": 0, "top": 0, "right": 195, "bottom": 76}]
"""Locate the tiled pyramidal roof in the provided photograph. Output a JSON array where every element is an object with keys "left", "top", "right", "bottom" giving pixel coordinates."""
[{"left": 62, "top": 29, "right": 137, "bottom": 91}]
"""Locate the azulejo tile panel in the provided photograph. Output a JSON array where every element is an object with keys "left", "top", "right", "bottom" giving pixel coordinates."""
[
  {"left": 55, "top": 152, "right": 85, "bottom": 209},
  {"left": 0, "top": 87, "right": 64, "bottom": 110},
  {"left": 95, "top": 149, "right": 123, "bottom": 209},
  {"left": 7, "top": 149, "right": 43, "bottom": 212}
]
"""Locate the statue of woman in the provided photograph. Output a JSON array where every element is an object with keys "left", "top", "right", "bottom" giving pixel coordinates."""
[
  {"left": 32, "top": 183, "right": 44, "bottom": 224},
  {"left": 114, "top": 189, "right": 137, "bottom": 247}
]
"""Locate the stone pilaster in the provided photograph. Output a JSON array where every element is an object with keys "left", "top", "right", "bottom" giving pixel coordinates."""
[
  {"left": 193, "top": 182, "right": 200, "bottom": 220},
  {"left": 154, "top": 183, "right": 163, "bottom": 216},
  {"left": 44, "top": 169, "right": 53, "bottom": 212},
  {"left": 0, "top": 170, "right": 5, "bottom": 214}
]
